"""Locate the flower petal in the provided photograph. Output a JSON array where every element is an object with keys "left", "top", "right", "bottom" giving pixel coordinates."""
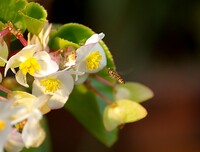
[
  {"left": 5, "top": 129, "right": 24, "bottom": 152},
  {"left": 34, "top": 51, "right": 59, "bottom": 77},
  {"left": 22, "top": 110, "right": 45, "bottom": 148},
  {"left": 4, "top": 45, "right": 37, "bottom": 76},
  {"left": 85, "top": 33, "right": 105, "bottom": 45},
  {"left": 74, "top": 73, "right": 89, "bottom": 85},
  {"left": 81, "top": 43, "right": 107, "bottom": 73},
  {"left": 32, "top": 71, "right": 74, "bottom": 109},
  {"left": 15, "top": 71, "right": 29, "bottom": 88},
  {"left": 0, "top": 120, "right": 12, "bottom": 152},
  {"left": 0, "top": 39, "right": 8, "bottom": 66},
  {"left": 76, "top": 43, "right": 96, "bottom": 64}
]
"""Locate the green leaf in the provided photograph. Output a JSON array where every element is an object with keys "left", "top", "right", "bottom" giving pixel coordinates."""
[
  {"left": 49, "top": 23, "right": 115, "bottom": 68},
  {"left": 103, "top": 99, "right": 147, "bottom": 131},
  {"left": 49, "top": 37, "right": 80, "bottom": 50},
  {"left": 65, "top": 84, "right": 118, "bottom": 147},
  {"left": 21, "top": 117, "right": 52, "bottom": 152},
  {"left": 115, "top": 82, "right": 154, "bottom": 103},
  {"left": 0, "top": 0, "right": 48, "bottom": 34},
  {"left": 0, "top": 0, "right": 27, "bottom": 31},
  {"left": 0, "top": 21, "right": 4, "bottom": 30},
  {"left": 20, "top": 2, "right": 47, "bottom": 34},
  {"left": 49, "top": 23, "right": 94, "bottom": 46}
]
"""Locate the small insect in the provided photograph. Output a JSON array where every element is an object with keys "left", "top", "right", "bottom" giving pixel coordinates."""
[{"left": 108, "top": 68, "right": 125, "bottom": 84}]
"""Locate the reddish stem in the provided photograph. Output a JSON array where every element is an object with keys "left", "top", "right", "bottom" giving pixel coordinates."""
[
  {"left": 0, "top": 27, "right": 10, "bottom": 38},
  {"left": 0, "top": 96, "right": 7, "bottom": 101},
  {"left": 0, "top": 84, "right": 11, "bottom": 94},
  {"left": 16, "top": 32, "right": 27, "bottom": 46},
  {"left": 91, "top": 74, "right": 115, "bottom": 87},
  {"left": 7, "top": 22, "right": 27, "bottom": 46},
  {"left": 85, "top": 81, "right": 112, "bottom": 104}
]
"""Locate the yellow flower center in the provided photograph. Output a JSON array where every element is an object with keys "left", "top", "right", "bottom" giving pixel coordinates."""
[
  {"left": 15, "top": 119, "right": 27, "bottom": 133},
  {"left": 86, "top": 51, "right": 102, "bottom": 71},
  {"left": 40, "top": 78, "right": 61, "bottom": 93},
  {"left": 0, "top": 120, "right": 6, "bottom": 131},
  {"left": 19, "top": 57, "right": 41, "bottom": 75}
]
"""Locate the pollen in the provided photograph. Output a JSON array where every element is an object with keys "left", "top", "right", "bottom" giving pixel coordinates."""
[
  {"left": 0, "top": 120, "right": 6, "bottom": 131},
  {"left": 40, "top": 78, "right": 61, "bottom": 93},
  {"left": 19, "top": 57, "right": 41, "bottom": 75},
  {"left": 15, "top": 119, "right": 27, "bottom": 133},
  {"left": 86, "top": 51, "right": 102, "bottom": 71}
]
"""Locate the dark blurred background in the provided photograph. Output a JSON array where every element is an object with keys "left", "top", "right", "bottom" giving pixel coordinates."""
[{"left": 35, "top": 0, "right": 200, "bottom": 151}]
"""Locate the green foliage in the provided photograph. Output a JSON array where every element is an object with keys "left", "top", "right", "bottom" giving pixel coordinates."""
[
  {"left": 49, "top": 23, "right": 94, "bottom": 46},
  {"left": 0, "top": 0, "right": 27, "bottom": 30},
  {"left": 50, "top": 37, "right": 80, "bottom": 50},
  {"left": 0, "top": 0, "right": 47, "bottom": 34},
  {"left": 19, "top": 2, "right": 47, "bottom": 34},
  {"left": 115, "top": 82, "right": 154, "bottom": 103},
  {"left": 65, "top": 84, "right": 118, "bottom": 147}
]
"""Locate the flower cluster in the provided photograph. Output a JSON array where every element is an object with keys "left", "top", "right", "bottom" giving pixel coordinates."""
[
  {"left": 0, "top": 0, "right": 154, "bottom": 151},
  {"left": 0, "top": 17, "right": 153, "bottom": 151},
  {"left": 0, "top": 22, "right": 109, "bottom": 151}
]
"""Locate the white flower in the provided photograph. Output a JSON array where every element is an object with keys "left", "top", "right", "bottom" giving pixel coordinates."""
[
  {"left": 28, "top": 23, "right": 52, "bottom": 52},
  {"left": 0, "top": 100, "right": 25, "bottom": 152},
  {"left": 0, "top": 116, "right": 12, "bottom": 152},
  {"left": 8, "top": 91, "right": 51, "bottom": 148},
  {"left": 9, "top": 91, "right": 51, "bottom": 115},
  {"left": 5, "top": 129, "right": 24, "bottom": 152},
  {"left": 4, "top": 45, "right": 59, "bottom": 87},
  {"left": 74, "top": 33, "right": 107, "bottom": 84},
  {"left": 32, "top": 70, "right": 74, "bottom": 109},
  {"left": 22, "top": 109, "right": 45, "bottom": 148}
]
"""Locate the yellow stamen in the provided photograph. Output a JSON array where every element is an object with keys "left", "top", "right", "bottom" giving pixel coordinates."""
[
  {"left": 15, "top": 119, "right": 27, "bottom": 133},
  {"left": 0, "top": 120, "right": 6, "bottom": 131},
  {"left": 40, "top": 78, "right": 61, "bottom": 93},
  {"left": 19, "top": 57, "right": 41, "bottom": 75},
  {"left": 86, "top": 51, "right": 102, "bottom": 71}
]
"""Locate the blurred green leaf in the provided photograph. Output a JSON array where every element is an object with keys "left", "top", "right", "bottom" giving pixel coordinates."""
[
  {"left": 49, "top": 23, "right": 94, "bottom": 46},
  {"left": 21, "top": 117, "right": 52, "bottom": 152},
  {"left": 115, "top": 82, "right": 153, "bottom": 103},
  {"left": 49, "top": 23, "right": 115, "bottom": 68},
  {"left": 0, "top": 0, "right": 47, "bottom": 34},
  {"left": 65, "top": 84, "right": 118, "bottom": 147},
  {"left": 20, "top": 2, "right": 47, "bottom": 34},
  {"left": 0, "top": 0, "right": 27, "bottom": 31},
  {"left": 49, "top": 37, "right": 80, "bottom": 50}
]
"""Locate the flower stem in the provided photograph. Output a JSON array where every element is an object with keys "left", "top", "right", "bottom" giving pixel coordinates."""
[
  {"left": 16, "top": 31, "right": 27, "bottom": 46},
  {"left": 85, "top": 81, "right": 112, "bottom": 104},
  {"left": 0, "top": 84, "right": 11, "bottom": 94},
  {"left": 0, "top": 27, "right": 9, "bottom": 38},
  {"left": 91, "top": 74, "right": 115, "bottom": 87},
  {"left": 7, "top": 21, "right": 27, "bottom": 46},
  {"left": 0, "top": 96, "right": 7, "bottom": 101}
]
